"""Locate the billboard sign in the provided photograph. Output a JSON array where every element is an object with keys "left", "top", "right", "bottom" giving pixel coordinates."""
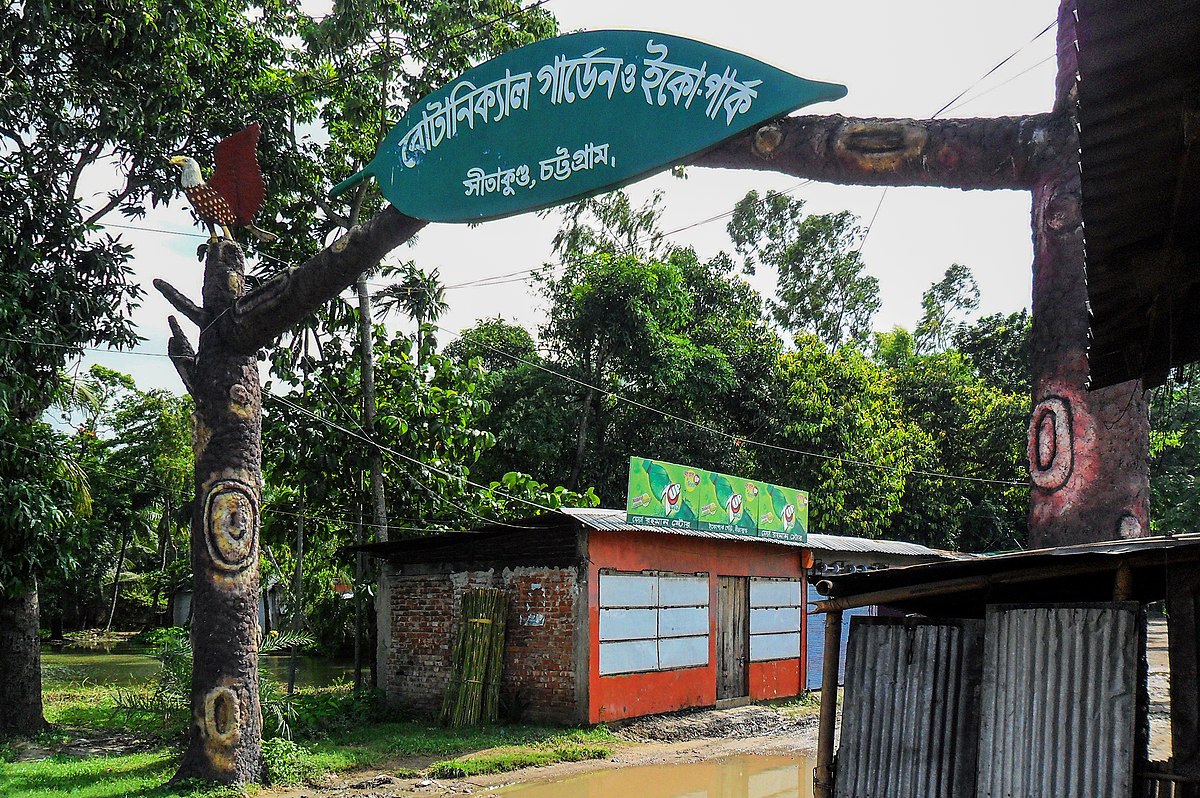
[{"left": 625, "top": 457, "right": 807, "bottom": 542}]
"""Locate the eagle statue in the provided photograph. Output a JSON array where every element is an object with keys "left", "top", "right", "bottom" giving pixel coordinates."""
[{"left": 169, "top": 123, "right": 277, "bottom": 242}]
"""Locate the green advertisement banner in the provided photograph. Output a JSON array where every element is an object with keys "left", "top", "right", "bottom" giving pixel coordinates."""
[{"left": 625, "top": 457, "right": 807, "bottom": 542}]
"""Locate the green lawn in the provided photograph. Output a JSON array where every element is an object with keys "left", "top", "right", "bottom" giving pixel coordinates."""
[{"left": 1, "top": 680, "right": 617, "bottom": 797}]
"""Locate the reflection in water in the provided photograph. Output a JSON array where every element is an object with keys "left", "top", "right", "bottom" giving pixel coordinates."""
[
  {"left": 41, "top": 645, "right": 354, "bottom": 688},
  {"left": 496, "top": 755, "right": 814, "bottom": 798}
]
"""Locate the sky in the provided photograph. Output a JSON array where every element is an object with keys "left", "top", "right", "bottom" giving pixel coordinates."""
[{"left": 73, "top": 0, "right": 1060, "bottom": 394}]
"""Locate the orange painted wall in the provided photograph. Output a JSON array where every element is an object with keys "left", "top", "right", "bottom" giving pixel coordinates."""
[{"left": 586, "top": 530, "right": 807, "bottom": 723}]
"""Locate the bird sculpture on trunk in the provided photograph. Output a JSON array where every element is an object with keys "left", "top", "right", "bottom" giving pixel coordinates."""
[{"left": 169, "top": 122, "right": 277, "bottom": 242}]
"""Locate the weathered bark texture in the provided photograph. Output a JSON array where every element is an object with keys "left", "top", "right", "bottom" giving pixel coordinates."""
[
  {"left": 173, "top": 241, "right": 265, "bottom": 783},
  {"left": 1026, "top": 115, "right": 1149, "bottom": 546},
  {"left": 695, "top": 113, "right": 1051, "bottom": 191},
  {"left": 1025, "top": 2, "right": 1148, "bottom": 545},
  {"left": 0, "top": 589, "right": 45, "bottom": 737},
  {"left": 157, "top": 211, "right": 427, "bottom": 784},
  {"left": 690, "top": 0, "right": 1150, "bottom": 547}
]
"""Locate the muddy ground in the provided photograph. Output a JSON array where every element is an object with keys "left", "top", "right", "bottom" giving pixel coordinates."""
[{"left": 268, "top": 705, "right": 820, "bottom": 798}]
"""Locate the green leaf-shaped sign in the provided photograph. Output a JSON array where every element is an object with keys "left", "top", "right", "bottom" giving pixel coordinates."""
[{"left": 331, "top": 30, "right": 845, "bottom": 222}]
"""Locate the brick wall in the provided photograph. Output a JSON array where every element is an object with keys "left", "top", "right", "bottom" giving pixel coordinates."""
[{"left": 383, "top": 564, "right": 581, "bottom": 724}]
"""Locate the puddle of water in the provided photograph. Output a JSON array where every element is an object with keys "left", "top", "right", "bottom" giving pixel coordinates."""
[{"left": 494, "top": 755, "right": 814, "bottom": 798}]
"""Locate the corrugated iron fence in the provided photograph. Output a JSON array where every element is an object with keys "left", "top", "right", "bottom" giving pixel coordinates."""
[
  {"left": 836, "top": 602, "right": 1141, "bottom": 798},
  {"left": 836, "top": 617, "right": 983, "bottom": 798},
  {"left": 977, "top": 603, "right": 1138, "bottom": 798}
]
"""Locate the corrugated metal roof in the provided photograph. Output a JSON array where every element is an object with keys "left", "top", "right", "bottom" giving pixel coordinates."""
[
  {"left": 819, "top": 533, "right": 1200, "bottom": 616},
  {"left": 836, "top": 617, "right": 984, "bottom": 798},
  {"left": 976, "top": 604, "right": 1138, "bottom": 798},
  {"left": 560, "top": 508, "right": 956, "bottom": 558},
  {"left": 1076, "top": 0, "right": 1200, "bottom": 387}
]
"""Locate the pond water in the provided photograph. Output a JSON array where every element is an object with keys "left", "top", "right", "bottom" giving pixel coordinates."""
[
  {"left": 495, "top": 755, "right": 815, "bottom": 798},
  {"left": 41, "top": 640, "right": 355, "bottom": 689}
]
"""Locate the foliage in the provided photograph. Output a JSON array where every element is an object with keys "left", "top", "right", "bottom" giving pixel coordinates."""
[
  {"left": 915, "top": 263, "right": 980, "bottom": 354},
  {"left": 878, "top": 344, "right": 1029, "bottom": 551},
  {"left": 262, "top": 320, "right": 595, "bottom": 651},
  {"left": 261, "top": 737, "right": 324, "bottom": 786},
  {"left": 727, "top": 190, "right": 880, "bottom": 348},
  {"left": 114, "top": 628, "right": 317, "bottom": 740},
  {"left": 753, "top": 336, "right": 917, "bottom": 538},
  {"left": 39, "top": 368, "right": 193, "bottom": 634},
  {"left": 952, "top": 310, "right": 1032, "bottom": 395},
  {"left": 1149, "top": 378, "right": 1200, "bottom": 533}
]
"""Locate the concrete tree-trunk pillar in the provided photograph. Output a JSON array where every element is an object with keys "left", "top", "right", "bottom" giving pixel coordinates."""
[
  {"left": 156, "top": 208, "right": 427, "bottom": 784},
  {"left": 1025, "top": 3, "right": 1148, "bottom": 546},
  {"left": 174, "top": 240, "right": 264, "bottom": 783}
]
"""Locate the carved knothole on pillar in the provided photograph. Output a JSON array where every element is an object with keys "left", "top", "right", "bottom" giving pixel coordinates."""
[
  {"left": 203, "top": 479, "right": 258, "bottom": 572},
  {"left": 203, "top": 686, "right": 241, "bottom": 745},
  {"left": 834, "top": 121, "right": 928, "bottom": 172},
  {"left": 1028, "top": 396, "right": 1073, "bottom": 492}
]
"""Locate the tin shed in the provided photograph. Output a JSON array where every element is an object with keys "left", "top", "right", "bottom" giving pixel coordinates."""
[
  {"left": 361, "top": 508, "right": 952, "bottom": 725},
  {"left": 809, "top": 533, "right": 1200, "bottom": 798}
]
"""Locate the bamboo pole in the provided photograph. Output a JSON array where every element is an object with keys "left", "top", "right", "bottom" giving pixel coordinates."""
[
  {"left": 813, "top": 610, "right": 843, "bottom": 798},
  {"left": 441, "top": 588, "right": 507, "bottom": 726}
]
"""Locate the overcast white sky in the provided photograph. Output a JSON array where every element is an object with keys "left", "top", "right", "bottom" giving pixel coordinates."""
[{"left": 75, "top": 0, "right": 1059, "bottom": 393}]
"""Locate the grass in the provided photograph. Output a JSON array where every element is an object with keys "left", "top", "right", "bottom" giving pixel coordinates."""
[
  {"left": 2, "top": 677, "right": 618, "bottom": 797},
  {"left": 773, "top": 689, "right": 837, "bottom": 719}
]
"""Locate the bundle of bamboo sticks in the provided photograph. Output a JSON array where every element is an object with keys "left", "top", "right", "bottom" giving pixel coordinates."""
[{"left": 440, "top": 587, "right": 508, "bottom": 726}]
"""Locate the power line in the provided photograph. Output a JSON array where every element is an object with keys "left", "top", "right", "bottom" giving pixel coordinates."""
[
  {"left": 268, "top": 393, "right": 560, "bottom": 513},
  {"left": 0, "top": 437, "right": 441, "bottom": 536},
  {"left": 855, "top": 17, "right": 1057, "bottom": 259},
  {"left": 929, "top": 18, "right": 1057, "bottom": 119},
  {"left": 940, "top": 52, "right": 1058, "bottom": 116},
  {"left": 436, "top": 320, "right": 1027, "bottom": 488},
  {"left": 302, "top": 368, "right": 557, "bottom": 530}
]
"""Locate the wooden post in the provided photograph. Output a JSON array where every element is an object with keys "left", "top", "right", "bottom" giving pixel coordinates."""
[
  {"left": 1114, "top": 562, "right": 1134, "bottom": 601},
  {"left": 814, "top": 610, "right": 843, "bottom": 798},
  {"left": 1167, "top": 561, "right": 1200, "bottom": 780}
]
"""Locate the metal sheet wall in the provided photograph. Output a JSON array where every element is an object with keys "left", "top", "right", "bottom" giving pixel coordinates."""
[
  {"left": 976, "top": 603, "right": 1139, "bottom": 798},
  {"left": 805, "top": 582, "right": 874, "bottom": 690},
  {"left": 835, "top": 617, "right": 984, "bottom": 798}
]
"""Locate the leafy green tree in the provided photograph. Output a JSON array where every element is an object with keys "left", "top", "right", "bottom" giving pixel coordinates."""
[
  {"left": 915, "top": 263, "right": 980, "bottom": 354},
  {"left": 753, "top": 336, "right": 917, "bottom": 538},
  {"left": 727, "top": 190, "right": 880, "bottom": 348},
  {"left": 263, "top": 320, "right": 595, "bottom": 651},
  {"left": 445, "top": 319, "right": 576, "bottom": 485},
  {"left": 41, "top": 368, "right": 193, "bottom": 637},
  {"left": 878, "top": 344, "right": 1029, "bottom": 551},
  {"left": 952, "top": 310, "right": 1033, "bottom": 395},
  {"left": 538, "top": 251, "right": 693, "bottom": 489},
  {"left": 1149, "top": 380, "right": 1200, "bottom": 534}
]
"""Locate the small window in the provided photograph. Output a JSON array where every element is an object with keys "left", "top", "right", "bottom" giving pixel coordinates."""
[
  {"left": 749, "top": 577, "right": 803, "bottom": 662},
  {"left": 598, "top": 572, "right": 709, "bottom": 675}
]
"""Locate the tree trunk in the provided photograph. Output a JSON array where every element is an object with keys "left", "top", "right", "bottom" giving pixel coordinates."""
[
  {"left": 570, "top": 385, "right": 596, "bottom": 489},
  {"left": 356, "top": 276, "right": 390, "bottom": 691},
  {"left": 353, "top": 501, "right": 364, "bottom": 693},
  {"left": 689, "top": 0, "right": 1150, "bottom": 547},
  {"left": 155, "top": 209, "right": 427, "bottom": 784},
  {"left": 0, "top": 588, "right": 45, "bottom": 738},
  {"left": 287, "top": 492, "right": 303, "bottom": 695},
  {"left": 105, "top": 527, "right": 130, "bottom": 632},
  {"left": 173, "top": 241, "right": 264, "bottom": 784}
]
